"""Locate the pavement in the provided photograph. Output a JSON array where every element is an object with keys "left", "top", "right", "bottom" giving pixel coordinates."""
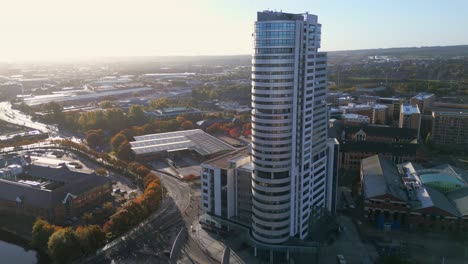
[
  {"left": 189, "top": 218, "right": 247, "bottom": 264},
  {"left": 318, "top": 215, "right": 378, "bottom": 264}
]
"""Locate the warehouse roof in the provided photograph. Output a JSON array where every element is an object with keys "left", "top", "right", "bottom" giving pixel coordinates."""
[
  {"left": 130, "top": 129, "right": 235, "bottom": 156},
  {"left": 361, "top": 155, "right": 408, "bottom": 202}
]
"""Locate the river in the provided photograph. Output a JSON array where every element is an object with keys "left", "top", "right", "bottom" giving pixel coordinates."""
[{"left": 0, "top": 229, "right": 49, "bottom": 264}]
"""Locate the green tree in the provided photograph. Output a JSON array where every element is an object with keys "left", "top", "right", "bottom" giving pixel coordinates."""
[
  {"left": 99, "top": 100, "right": 114, "bottom": 109},
  {"left": 128, "top": 105, "right": 146, "bottom": 126},
  {"left": 105, "top": 108, "right": 127, "bottom": 132},
  {"left": 78, "top": 110, "right": 107, "bottom": 130},
  {"left": 149, "top": 97, "right": 169, "bottom": 109},
  {"left": 116, "top": 141, "right": 134, "bottom": 161},
  {"left": 42, "top": 102, "right": 65, "bottom": 125},
  {"left": 48, "top": 228, "right": 81, "bottom": 263}
]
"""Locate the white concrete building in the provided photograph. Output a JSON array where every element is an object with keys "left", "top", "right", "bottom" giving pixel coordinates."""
[
  {"left": 251, "top": 11, "right": 329, "bottom": 244},
  {"left": 200, "top": 148, "right": 253, "bottom": 229}
]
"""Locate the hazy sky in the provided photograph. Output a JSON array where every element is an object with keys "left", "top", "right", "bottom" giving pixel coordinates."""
[{"left": 0, "top": 0, "right": 467, "bottom": 61}]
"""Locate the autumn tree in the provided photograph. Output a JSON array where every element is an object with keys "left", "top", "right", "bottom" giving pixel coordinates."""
[
  {"left": 180, "top": 120, "right": 194, "bottom": 130},
  {"left": 75, "top": 225, "right": 106, "bottom": 255},
  {"left": 32, "top": 219, "right": 60, "bottom": 252},
  {"left": 86, "top": 131, "right": 104, "bottom": 147},
  {"left": 94, "top": 168, "right": 107, "bottom": 176},
  {"left": 116, "top": 141, "right": 134, "bottom": 161},
  {"left": 48, "top": 228, "right": 81, "bottom": 263},
  {"left": 110, "top": 133, "right": 128, "bottom": 151},
  {"left": 229, "top": 128, "right": 241, "bottom": 138}
]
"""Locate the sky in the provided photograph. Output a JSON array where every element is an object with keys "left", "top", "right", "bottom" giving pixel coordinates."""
[{"left": 0, "top": 0, "right": 467, "bottom": 61}]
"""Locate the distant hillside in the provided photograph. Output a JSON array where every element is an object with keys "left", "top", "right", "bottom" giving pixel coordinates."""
[{"left": 328, "top": 45, "right": 468, "bottom": 60}]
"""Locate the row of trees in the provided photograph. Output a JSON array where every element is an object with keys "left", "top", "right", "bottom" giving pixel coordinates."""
[
  {"left": 206, "top": 122, "right": 251, "bottom": 138},
  {"left": 34, "top": 102, "right": 148, "bottom": 132},
  {"left": 32, "top": 219, "right": 106, "bottom": 263},
  {"left": 37, "top": 141, "right": 165, "bottom": 262},
  {"left": 192, "top": 83, "right": 251, "bottom": 104}
]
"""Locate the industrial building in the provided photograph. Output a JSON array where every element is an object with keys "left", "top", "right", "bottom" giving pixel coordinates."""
[{"left": 130, "top": 129, "right": 235, "bottom": 160}]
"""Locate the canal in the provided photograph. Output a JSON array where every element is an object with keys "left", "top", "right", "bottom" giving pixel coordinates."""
[{"left": 0, "top": 229, "right": 49, "bottom": 264}]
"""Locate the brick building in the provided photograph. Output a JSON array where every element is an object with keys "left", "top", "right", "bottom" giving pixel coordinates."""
[
  {"left": 431, "top": 107, "right": 468, "bottom": 150},
  {"left": 0, "top": 163, "right": 111, "bottom": 223},
  {"left": 360, "top": 155, "right": 468, "bottom": 231},
  {"left": 338, "top": 125, "right": 421, "bottom": 171}
]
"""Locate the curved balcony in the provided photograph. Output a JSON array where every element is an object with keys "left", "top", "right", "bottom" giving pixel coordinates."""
[
  {"left": 252, "top": 199, "right": 291, "bottom": 211},
  {"left": 252, "top": 191, "right": 290, "bottom": 202},
  {"left": 252, "top": 214, "right": 290, "bottom": 228},
  {"left": 252, "top": 207, "right": 290, "bottom": 220},
  {"left": 252, "top": 181, "right": 291, "bottom": 193},
  {"left": 251, "top": 230, "right": 290, "bottom": 244}
]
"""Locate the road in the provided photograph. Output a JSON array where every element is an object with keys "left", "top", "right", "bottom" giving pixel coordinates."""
[
  {"left": 0, "top": 101, "right": 80, "bottom": 139},
  {"left": 0, "top": 101, "right": 212, "bottom": 263},
  {"left": 83, "top": 171, "right": 210, "bottom": 264},
  {"left": 0, "top": 102, "right": 50, "bottom": 133},
  {"left": 318, "top": 215, "right": 378, "bottom": 264}
]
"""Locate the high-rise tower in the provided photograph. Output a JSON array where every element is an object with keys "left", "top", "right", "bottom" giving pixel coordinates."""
[{"left": 251, "top": 11, "right": 329, "bottom": 244}]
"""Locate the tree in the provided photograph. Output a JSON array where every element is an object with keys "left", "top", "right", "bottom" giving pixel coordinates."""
[
  {"left": 104, "top": 209, "right": 132, "bottom": 236},
  {"left": 78, "top": 110, "right": 107, "bottom": 130},
  {"left": 116, "top": 141, "right": 134, "bottom": 161},
  {"left": 176, "top": 116, "right": 186, "bottom": 123},
  {"left": 75, "top": 225, "right": 106, "bottom": 255},
  {"left": 86, "top": 132, "right": 103, "bottom": 147},
  {"left": 128, "top": 105, "right": 146, "bottom": 126},
  {"left": 149, "top": 97, "right": 169, "bottom": 109},
  {"left": 32, "top": 219, "right": 60, "bottom": 252},
  {"left": 48, "top": 228, "right": 81, "bottom": 263},
  {"left": 110, "top": 133, "right": 128, "bottom": 151},
  {"left": 82, "top": 213, "right": 93, "bottom": 225},
  {"left": 99, "top": 100, "right": 114, "bottom": 109},
  {"left": 41, "top": 102, "right": 64, "bottom": 125},
  {"left": 229, "top": 128, "right": 241, "bottom": 138},
  {"left": 105, "top": 108, "right": 127, "bottom": 132},
  {"left": 180, "top": 120, "right": 194, "bottom": 130},
  {"left": 94, "top": 168, "right": 107, "bottom": 176}
]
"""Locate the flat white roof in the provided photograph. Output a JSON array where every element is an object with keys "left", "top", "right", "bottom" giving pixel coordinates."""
[
  {"left": 130, "top": 129, "right": 235, "bottom": 156},
  {"left": 401, "top": 104, "right": 420, "bottom": 115},
  {"left": 413, "top": 93, "right": 434, "bottom": 100}
]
